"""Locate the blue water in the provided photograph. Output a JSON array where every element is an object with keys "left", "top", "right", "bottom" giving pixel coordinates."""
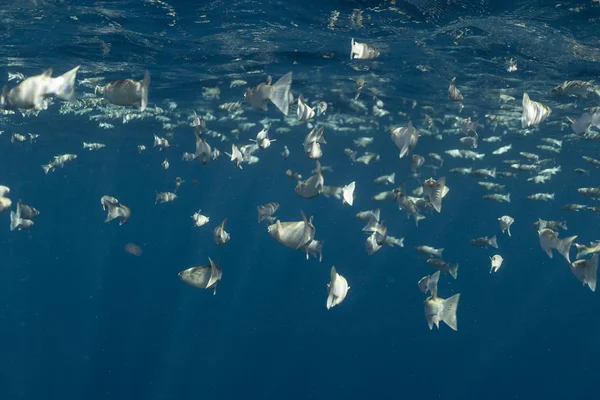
[{"left": 1, "top": 0, "right": 600, "bottom": 399}]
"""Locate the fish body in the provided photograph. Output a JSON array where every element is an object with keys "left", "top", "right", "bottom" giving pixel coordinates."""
[
  {"left": 178, "top": 258, "right": 222, "bottom": 295},
  {"left": 101, "top": 70, "right": 150, "bottom": 111},
  {"left": 327, "top": 266, "right": 350, "bottom": 309},
  {"left": 424, "top": 293, "right": 460, "bottom": 331},
  {"left": 244, "top": 72, "right": 292, "bottom": 116}
]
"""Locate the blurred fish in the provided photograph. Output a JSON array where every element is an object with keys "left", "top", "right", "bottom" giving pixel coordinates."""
[
  {"left": 410, "top": 154, "right": 425, "bottom": 175},
  {"left": 422, "top": 177, "right": 448, "bottom": 213},
  {"left": 83, "top": 142, "right": 106, "bottom": 151},
  {"left": 418, "top": 270, "right": 440, "bottom": 296},
  {"left": 570, "top": 254, "right": 598, "bottom": 292},
  {"left": 296, "top": 95, "right": 315, "bottom": 121},
  {"left": 424, "top": 293, "right": 460, "bottom": 331},
  {"left": 521, "top": 92, "right": 551, "bottom": 128},
  {"left": 178, "top": 257, "right": 222, "bottom": 295},
  {"left": 470, "top": 236, "right": 498, "bottom": 249},
  {"left": 427, "top": 258, "right": 458, "bottom": 280},
  {"left": 1, "top": 66, "right": 80, "bottom": 110},
  {"left": 490, "top": 255, "right": 504, "bottom": 273},
  {"left": 192, "top": 210, "right": 210, "bottom": 227},
  {"left": 213, "top": 218, "right": 230, "bottom": 246},
  {"left": 498, "top": 216, "right": 514, "bottom": 236},
  {"left": 341, "top": 182, "right": 355, "bottom": 206},
  {"left": 552, "top": 80, "right": 600, "bottom": 98},
  {"left": 327, "top": 266, "right": 350, "bottom": 310},
  {"left": 574, "top": 242, "right": 600, "bottom": 260},
  {"left": 258, "top": 202, "right": 279, "bottom": 224},
  {"left": 538, "top": 228, "right": 577, "bottom": 263},
  {"left": 267, "top": 211, "right": 315, "bottom": 250},
  {"left": 99, "top": 70, "right": 150, "bottom": 111},
  {"left": 244, "top": 72, "right": 293, "bottom": 116},
  {"left": 448, "top": 77, "right": 463, "bottom": 102},
  {"left": 350, "top": 38, "right": 379, "bottom": 60},
  {"left": 416, "top": 246, "right": 443, "bottom": 258},
  {"left": 155, "top": 192, "right": 177, "bottom": 204},
  {"left": 390, "top": 121, "right": 419, "bottom": 159},
  {"left": 295, "top": 161, "right": 324, "bottom": 199}
]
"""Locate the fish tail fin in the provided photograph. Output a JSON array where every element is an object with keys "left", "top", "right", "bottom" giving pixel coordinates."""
[
  {"left": 489, "top": 235, "right": 498, "bottom": 249},
  {"left": 140, "top": 70, "right": 151, "bottom": 112},
  {"left": 9, "top": 210, "right": 20, "bottom": 231},
  {"left": 557, "top": 235, "right": 577, "bottom": 263},
  {"left": 449, "top": 263, "right": 459, "bottom": 280},
  {"left": 588, "top": 254, "right": 598, "bottom": 292},
  {"left": 441, "top": 293, "right": 460, "bottom": 331},
  {"left": 506, "top": 193, "right": 511, "bottom": 203},
  {"left": 51, "top": 65, "right": 80, "bottom": 102},
  {"left": 269, "top": 72, "right": 292, "bottom": 116}
]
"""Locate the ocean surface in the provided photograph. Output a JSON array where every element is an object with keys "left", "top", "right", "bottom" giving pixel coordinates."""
[{"left": 1, "top": 0, "right": 600, "bottom": 399}]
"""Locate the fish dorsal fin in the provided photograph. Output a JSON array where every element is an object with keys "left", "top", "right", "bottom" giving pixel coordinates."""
[{"left": 41, "top": 68, "right": 53, "bottom": 77}]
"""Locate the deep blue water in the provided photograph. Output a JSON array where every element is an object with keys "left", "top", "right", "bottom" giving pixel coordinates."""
[{"left": 1, "top": 1, "right": 600, "bottom": 399}]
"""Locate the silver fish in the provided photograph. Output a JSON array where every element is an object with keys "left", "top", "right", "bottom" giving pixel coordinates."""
[
  {"left": 244, "top": 72, "right": 292, "bottom": 116},
  {"left": 178, "top": 257, "right": 222, "bottom": 295},
  {"left": 100, "top": 70, "right": 150, "bottom": 111},
  {"left": 327, "top": 266, "right": 350, "bottom": 309},
  {"left": 213, "top": 218, "right": 230, "bottom": 246}
]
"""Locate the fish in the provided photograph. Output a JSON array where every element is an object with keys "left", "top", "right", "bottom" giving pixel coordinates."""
[
  {"left": 394, "top": 189, "right": 425, "bottom": 226},
  {"left": 374, "top": 173, "right": 395, "bottom": 185},
  {"left": 483, "top": 193, "right": 511, "bottom": 203},
  {"left": 448, "top": 77, "right": 463, "bottom": 102},
  {"left": 305, "top": 239, "right": 324, "bottom": 262},
  {"left": 257, "top": 202, "right": 279, "bottom": 224},
  {"left": 295, "top": 161, "right": 324, "bottom": 199},
  {"left": 569, "top": 254, "right": 598, "bottom": 292},
  {"left": 213, "top": 219, "right": 230, "bottom": 246},
  {"left": 490, "top": 255, "right": 504, "bottom": 273},
  {"left": 470, "top": 236, "right": 498, "bottom": 249},
  {"left": 296, "top": 94, "right": 315, "bottom": 121},
  {"left": 416, "top": 246, "right": 443, "bottom": 258},
  {"left": 410, "top": 154, "right": 425, "bottom": 175},
  {"left": 341, "top": 182, "right": 355, "bottom": 206},
  {"left": 427, "top": 258, "right": 459, "bottom": 280},
  {"left": 552, "top": 80, "right": 600, "bottom": 98},
  {"left": 350, "top": 38, "right": 379, "bottom": 60},
  {"left": 418, "top": 270, "right": 440, "bottom": 296},
  {"left": 304, "top": 127, "right": 326, "bottom": 160},
  {"left": 538, "top": 228, "right": 577, "bottom": 263},
  {"left": 498, "top": 216, "right": 514, "bottom": 236},
  {"left": 83, "top": 142, "right": 106, "bottom": 151},
  {"left": 192, "top": 210, "right": 210, "bottom": 227},
  {"left": 390, "top": 121, "right": 419, "bottom": 159},
  {"left": 424, "top": 293, "right": 460, "bottom": 331},
  {"left": 267, "top": 211, "right": 315, "bottom": 251},
  {"left": 100, "top": 70, "right": 150, "bottom": 111},
  {"left": 104, "top": 201, "right": 131, "bottom": 225},
  {"left": 9, "top": 206, "right": 34, "bottom": 231},
  {"left": 1, "top": 66, "right": 80, "bottom": 110},
  {"left": 327, "top": 266, "right": 350, "bottom": 310},
  {"left": 155, "top": 192, "right": 177, "bottom": 204},
  {"left": 574, "top": 242, "right": 600, "bottom": 260},
  {"left": 521, "top": 92, "right": 551, "bottom": 128},
  {"left": 353, "top": 137, "right": 374, "bottom": 148},
  {"left": 422, "top": 177, "right": 448, "bottom": 213},
  {"left": 178, "top": 257, "right": 222, "bottom": 295},
  {"left": 244, "top": 72, "right": 292, "bottom": 116}
]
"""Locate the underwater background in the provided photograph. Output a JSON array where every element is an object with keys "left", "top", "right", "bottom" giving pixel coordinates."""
[{"left": 1, "top": 1, "right": 600, "bottom": 399}]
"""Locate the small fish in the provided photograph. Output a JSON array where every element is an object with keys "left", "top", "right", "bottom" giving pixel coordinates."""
[
  {"left": 296, "top": 94, "right": 315, "bottom": 121},
  {"left": 374, "top": 173, "right": 395, "bottom": 185},
  {"left": 99, "top": 70, "right": 150, "bottom": 111},
  {"left": 257, "top": 202, "right": 279, "bottom": 224},
  {"left": 83, "top": 142, "right": 106, "bottom": 151},
  {"left": 192, "top": 210, "right": 210, "bottom": 227},
  {"left": 155, "top": 192, "right": 177, "bottom": 204},
  {"left": 354, "top": 137, "right": 374, "bottom": 148},
  {"left": 493, "top": 144, "right": 512, "bottom": 155},
  {"left": 521, "top": 92, "right": 551, "bottom": 128},
  {"left": 418, "top": 270, "right": 440, "bottom": 296},
  {"left": 350, "top": 38, "right": 379, "bottom": 60},
  {"left": 426, "top": 258, "right": 459, "bottom": 280},
  {"left": 281, "top": 145, "right": 290, "bottom": 159},
  {"left": 285, "top": 169, "right": 302, "bottom": 181},
  {"left": 410, "top": 154, "right": 425, "bottom": 175},
  {"left": 498, "top": 216, "right": 514, "bottom": 236},
  {"left": 341, "top": 182, "right": 355, "bottom": 206},
  {"left": 295, "top": 161, "right": 324, "bottom": 199},
  {"left": 344, "top": 148, "right": 357, "bottom": 163},
  {"left": 327, "top": 266, "right": 350, "bottom": 309},
  {"left": 569, "top": 254, "right": 598, "bottom": 292},
  {"left": 552, "top": 80, "right": 600, "bottom": 98},
  {"left": 422, "top": 177, "right": 449, "bottom": 213},
  {"left": 178, "top": 257, "right": 222, "bottom": 295},
  {"left": 268, "top": 211, "right": 315, "bottom": 251},
  {"left": 390, "top": 121, "right": 419, "bottom": 159},
  {"left": 470, "top": 235, "right": 498, "bottom": 249},
  {"left": 424, "top": 293, "right": 460, "bottom": 331},
  {"left": 527, "top": 193, "right": 554, "bottom": 201},
  {"left": 213, "top": 218, "right": 230, "bottom": 246},
  {"left": 161, "top": 158, "right": 169, "bottom": 170},
  {"left": 490, "top": 255, "right": 504, "bottom": 273},
  {"left": 533, "top": 219, "right": 567, "bottom": 231},
  {"left": 9, "top": 206, "right": 34, "bottom": 231},
  {"left": 244, "top": 72, "right": 293, "bottom": 116},
  {"left": 448, "top": 77, "right": 463, "bottom": 102},
  {"left": 416, "top": 246, "right": 443, "bottom": 258},
  {"left": 538, "top": 228, "right": 577, "bottom": 263},
  {"left": 483, "top": 193, "right": 511, "bottom": 203}
]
